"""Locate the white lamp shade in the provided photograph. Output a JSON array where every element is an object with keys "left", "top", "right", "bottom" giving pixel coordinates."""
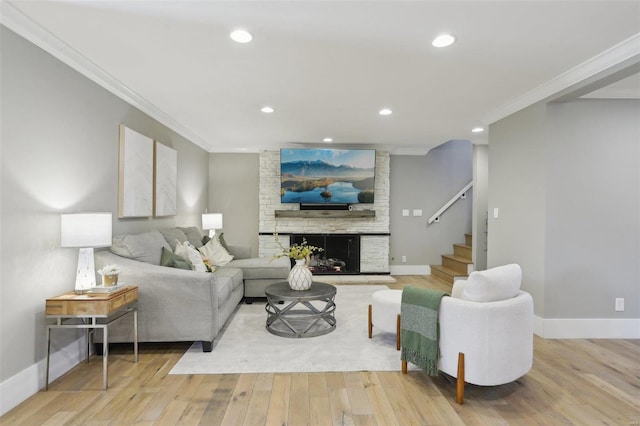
[
  {"left": 61, "top": 213, "right": 112, "bottom": 248},
  {"left": 202, "top": 213, "right": 223, "bottom": 230}
]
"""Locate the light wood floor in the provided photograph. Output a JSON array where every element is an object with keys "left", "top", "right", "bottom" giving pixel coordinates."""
[{"left": 3, "top": 276, "right": 639, "bottom": 425}]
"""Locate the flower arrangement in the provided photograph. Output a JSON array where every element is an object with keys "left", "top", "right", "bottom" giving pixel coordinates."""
[
  {"left": 97, "top": 264, "right": 121, "bottom": 276},
  {"left": 273, "top": 233, "right": 322, "bottom": 261}
]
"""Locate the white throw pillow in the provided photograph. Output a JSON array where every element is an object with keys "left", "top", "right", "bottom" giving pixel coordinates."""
[
  {"left": 461, "top": 263, "right": 522, "bottom": 302},
  {"left": 199, "top": 236, "right": 234, "bottom": 267},
  {"left": 175, "top": 240, "right": 208, "bottom": 272}
]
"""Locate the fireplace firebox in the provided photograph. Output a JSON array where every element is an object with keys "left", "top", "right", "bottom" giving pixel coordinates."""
[{"left": 291, "top": 234, "right": 360, "bottom": 275}]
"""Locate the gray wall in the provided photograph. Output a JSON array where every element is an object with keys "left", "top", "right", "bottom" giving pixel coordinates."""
[
  {"left": 0, "top": 27, "right": 209, "bottom": 384},
  {"left": 390, "top": 140, "right": 472, "bottom": 268},
  {"left": 544, "top": 100, "right": 639, "bottom": 318},
  {"left": 488, "top": 103, "right": 548, "bottom": 315},
  {"left": 488, "top": 98, "right": 639, "bottom": 319},
  {"left": 472, "top": 145, "right": 488, "bottom": 270},
  {"left": 208, "top": 153, "right": 259, "bottom": 256}
]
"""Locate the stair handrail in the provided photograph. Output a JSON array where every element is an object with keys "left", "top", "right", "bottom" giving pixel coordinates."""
[{"left": 428, "top": 181, "right": 473, "bottom": 225}]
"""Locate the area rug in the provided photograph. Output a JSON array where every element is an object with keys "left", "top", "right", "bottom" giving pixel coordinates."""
[{"left": 170, "top": 285, "right": 415, "bottom": 375}]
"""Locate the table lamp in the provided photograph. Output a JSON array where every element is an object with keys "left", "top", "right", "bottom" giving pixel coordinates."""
[
  {"left": 61, "top": 213, "right": 112, "bottom": 293},
  {"left": 202, "top": 213, "right": 223, "bottom": 238}
]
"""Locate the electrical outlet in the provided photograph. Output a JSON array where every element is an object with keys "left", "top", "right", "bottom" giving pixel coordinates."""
[
  {"left": 401, "top": 255, "right": 407, "bottom": 263},
  {"left": 615, "top": 298, "right": 624, "bottom": 312}
]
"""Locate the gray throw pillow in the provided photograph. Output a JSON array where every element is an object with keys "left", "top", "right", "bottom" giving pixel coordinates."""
[
  {"left": 159, "top": 228, "right": 188, "bottom": 251},
  {"left": 180, "top": 226, "right": 205, "bottom": 248},
  {"left": 111, "top": 230, "right": 171, "bottom": 265},
  {"left": 160, "top": 247, "right": 192, "bottom": 270}
]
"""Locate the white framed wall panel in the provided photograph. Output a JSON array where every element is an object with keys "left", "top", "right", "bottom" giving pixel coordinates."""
[
  {"left": 154, "top": 141, "right": 177, "bottom": 217},
  {"left": 118, "top": 125, "right": 153, "bottom": 218}
]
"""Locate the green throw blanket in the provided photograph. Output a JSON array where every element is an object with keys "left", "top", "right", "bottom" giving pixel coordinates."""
[{"left": 400, "top": 286, "right": 448, "bottom": 376}]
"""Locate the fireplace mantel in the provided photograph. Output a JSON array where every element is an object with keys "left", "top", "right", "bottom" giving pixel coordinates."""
[{"left": 274, "top": 210, "right": 375, "bottom": 219}]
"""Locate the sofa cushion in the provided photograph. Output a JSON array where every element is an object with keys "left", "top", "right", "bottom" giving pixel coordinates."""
[
  {"left": 160, "top": 247, "right": 192, "bottom": 270},
  {"left": 159, "top": 228, "right": 188, "bottom": 251},
  {"left": 214, "top": 267, "right": 243, "bottom": 308},
  {"left": 180, "top": 227, "right": 205, "bottom": 248},
  {"left": 111, "top": 230, "right": 170, "bottom": 265},
  {"left": 461, "top": 264, "right": 522, "bottom": 302},
  {"left": 227, "top": 256, "right": 290, "bottom": 280},
  {"left": 199, "top": 236, "right": 234, "bottom": 267}
]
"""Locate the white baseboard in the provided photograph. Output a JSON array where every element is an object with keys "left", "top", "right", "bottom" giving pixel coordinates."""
[
  {"left": 534, "top": 316, "right": 640, "bottom": 338},
  {"left": 390, "top": 265, "right": 431, "bottom": 275},
  {"left": 0, "top": 336, "right": 86, "bottom": 416}
]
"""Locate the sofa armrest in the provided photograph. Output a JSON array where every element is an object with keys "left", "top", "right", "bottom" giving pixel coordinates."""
[
  {"left": 226, "top": 244, "right": 252, "bottom": 259},
  {"left": 95, "top": 251, "right": 219, "bottom": 342}
]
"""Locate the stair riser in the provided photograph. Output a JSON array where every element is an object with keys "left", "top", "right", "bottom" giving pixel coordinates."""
[
  {"left": 465, "top": 234, "right": 472, "bottom": 246},
  {"left": 453, "top": 245, "right": 472, "bottom": 260},
  {"left": 431, "top": 268, "right": 454, "bottom": 284},
  {"left": 442, "top": 256, "right": 472, "bottom": 275}
]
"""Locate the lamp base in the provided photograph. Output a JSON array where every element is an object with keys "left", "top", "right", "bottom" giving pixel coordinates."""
[{"left": 75, "top": 247, "right": 97, "bottom": 292}]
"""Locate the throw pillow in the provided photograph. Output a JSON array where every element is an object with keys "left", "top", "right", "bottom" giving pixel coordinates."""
[
  {"left": 180, "top": 226, "right": 205, "bottom": 248},
  {"left": 218, "top": 232, "right": 229, "bottom": 251},
  {"left": 111, "top": 230, "right": 171, "bottom": 265},
  {"left": 159, "top": 228, "right": 189, "bottom": 251},
  {"left": 175, "top": 240, "right": 208, "bottom": 272},
  {"left": 201, "top": 235, "right": 211, "bottom": 245},
  {"left": 461, "top": 263, "right": 522, "bottom": 302},
  {"left": 160, "top": 247, "right": 192, "bottom": 270},
  {"left": 199, "top": 235, "right": 234, "bottom": 267}
]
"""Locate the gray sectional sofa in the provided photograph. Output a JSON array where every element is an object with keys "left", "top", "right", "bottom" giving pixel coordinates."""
[{"left": 94, "top": 227, "right": 289, "bottom": 351}]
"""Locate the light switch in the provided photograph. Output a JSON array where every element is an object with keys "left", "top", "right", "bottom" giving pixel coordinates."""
[
  {"left": 493, "top": 207, "right": 499, "bottom": 219},
  {"left": 413, "top": 209, "right": 423, "bottom": 217},
  {"left": 402, "top": 209, "right": 409, "bottom": 217}
]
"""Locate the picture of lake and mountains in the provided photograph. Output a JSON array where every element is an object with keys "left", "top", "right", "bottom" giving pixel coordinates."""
[{"left": 280, "top": 149, "right": 376, "bottom": 204}]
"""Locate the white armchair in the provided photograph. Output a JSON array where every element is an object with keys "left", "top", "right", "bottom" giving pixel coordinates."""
[{"left": 402, "top": 264, "right": 534, "bottom": 404}]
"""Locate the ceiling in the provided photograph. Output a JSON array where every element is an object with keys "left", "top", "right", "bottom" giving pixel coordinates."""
[{"left": 2, "top": 1, "right": 639, "bottom": 154}]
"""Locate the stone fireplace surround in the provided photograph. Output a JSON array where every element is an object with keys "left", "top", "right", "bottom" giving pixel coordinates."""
[{"left": 258, "top": 151, "right": 390, "bottom": 274}]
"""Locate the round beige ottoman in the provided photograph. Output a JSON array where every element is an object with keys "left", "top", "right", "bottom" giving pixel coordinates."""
[{"left": 368, "top": 289, "right": 402, "bottom": 350}]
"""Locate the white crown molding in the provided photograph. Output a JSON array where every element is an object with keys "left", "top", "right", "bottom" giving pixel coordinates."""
[
  {"left": 484, "top": 32, "right": 640, "bottom": 125},
  {"left": 580, "top": 87, "right": 640, "bottom": 99},
  {"left": 0, "top": 2, "right": 213, "bottom": 152}
]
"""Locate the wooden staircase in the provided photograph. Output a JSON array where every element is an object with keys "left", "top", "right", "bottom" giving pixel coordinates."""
[{"left": 431, "top": 233, "right": 473, "bottom": 285}]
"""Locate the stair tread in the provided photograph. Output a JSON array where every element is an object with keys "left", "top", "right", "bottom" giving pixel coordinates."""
[
  {"left": 453, "top": 243, "right": 471, "bottom": 249},
  {"left": 431, "top": 265, "right": 468, "bottom": 277},
  {"left": 441, "top": 254, "right": 473, "bottom": 264}
]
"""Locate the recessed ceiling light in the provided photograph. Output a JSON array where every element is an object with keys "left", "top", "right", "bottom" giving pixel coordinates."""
[
  {"left": 432, "top": 34, "right": 456, "bottom": 48},
  {"left": 230, "top": 29, "right": 253, "bottom": 43},
  {"left": 472, "top": 127, "right": 484, "bottom": 133},
  {"left": 323, "top": 137, "right": 333, "bottom": 143},
  {"left": 379, "top": 108, "right": 393, "bottom": 116},
  {"left": 261, "top": 106, "right": 274, "bottom": 113}
]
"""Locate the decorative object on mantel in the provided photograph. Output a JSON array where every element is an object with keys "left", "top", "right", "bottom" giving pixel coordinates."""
[
  {"left": 97, "top": 264, "right": 121, "bottom": 287},
  {"left": 60, "top": 213, "right": 113, "bottom": 293},
  {"left": 274, "top": 234, "right": 323, "bottom": 290}
]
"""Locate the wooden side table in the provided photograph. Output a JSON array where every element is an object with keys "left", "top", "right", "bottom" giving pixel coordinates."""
[{"left": 45, "top": 286, "right": 138, "bottom": 390}]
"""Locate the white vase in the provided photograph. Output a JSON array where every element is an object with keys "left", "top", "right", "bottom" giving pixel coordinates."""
[{"left": 288, "top": 258, "right": 313, "bottom": 291}]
